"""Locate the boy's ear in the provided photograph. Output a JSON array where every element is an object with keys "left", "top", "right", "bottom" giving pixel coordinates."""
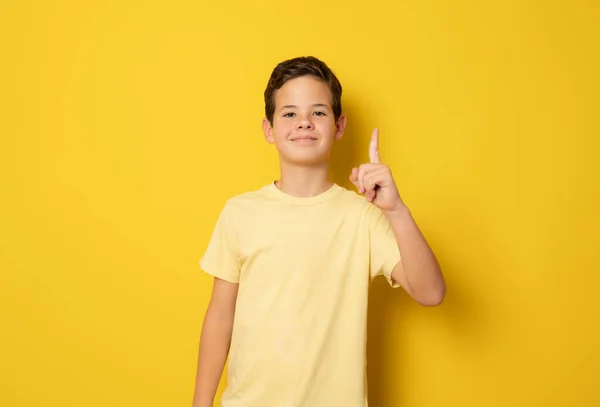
[
  {"left": 262, "top": 118, "right": 275, "bottom": 144},
  {"left": 334, "top": 114, "right": 347, "bottom": 141}
]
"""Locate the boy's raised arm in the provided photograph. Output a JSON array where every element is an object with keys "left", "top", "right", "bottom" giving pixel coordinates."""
[
  {"left": 192, "top": 277, "right": 239, "bottom": 407},
  {"left": 350, "top": 128, "right": 445, "bottom": 306}
]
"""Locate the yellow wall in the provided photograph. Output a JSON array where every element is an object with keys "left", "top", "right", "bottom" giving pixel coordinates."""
[{"left": 1, "top": 1, "right": 598, "bottom": 406}]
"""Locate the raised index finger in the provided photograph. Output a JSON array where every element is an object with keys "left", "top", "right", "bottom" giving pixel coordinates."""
[{"left": 369, "top": 128, "right": 381, "bottom": 163}]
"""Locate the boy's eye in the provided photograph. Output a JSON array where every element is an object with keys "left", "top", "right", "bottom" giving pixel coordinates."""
[
  {"left": 283, "top": 112, "right": 295, "bottom": 118},
  {"left": 313, "top": 111, "right": 326, "bottom": 116}
]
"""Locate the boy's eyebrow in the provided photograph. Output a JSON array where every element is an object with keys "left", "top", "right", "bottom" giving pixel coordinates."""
[{"left": 279, "top": 104, "right": 331, "bottom": 110}]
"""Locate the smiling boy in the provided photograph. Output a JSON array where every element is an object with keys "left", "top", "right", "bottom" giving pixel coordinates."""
[{"left": 192, "top": 56, "right": 445, "bottom": 407}]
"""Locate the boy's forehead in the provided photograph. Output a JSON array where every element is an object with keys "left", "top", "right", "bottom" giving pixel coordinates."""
[{"left": 275, "top": 76, "right": 333, "bottom": 108}]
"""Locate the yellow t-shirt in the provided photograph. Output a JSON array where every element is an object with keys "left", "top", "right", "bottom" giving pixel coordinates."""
[{"left": 200, "top": 182, "right": 401, "bottom": 407}]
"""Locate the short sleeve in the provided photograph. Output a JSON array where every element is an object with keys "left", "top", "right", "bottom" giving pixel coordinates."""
[
  {"left": 368, "top": 204, "right": 401, "bottom": 287},
  {"left": 199, "top": 203, "right": 241, "bottom": 283}
]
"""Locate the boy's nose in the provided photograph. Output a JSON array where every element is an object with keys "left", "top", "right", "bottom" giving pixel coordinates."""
[{"left": 296, "top": 120, "right": 313, "bottom": 130}]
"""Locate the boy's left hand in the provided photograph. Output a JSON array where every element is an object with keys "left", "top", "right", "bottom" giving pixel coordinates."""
[{"left": 349, "top": 128, "right": 404, "bottom": 212}]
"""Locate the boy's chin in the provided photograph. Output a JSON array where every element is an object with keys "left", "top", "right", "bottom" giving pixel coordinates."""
[{"left": 280, "top": 152, "right": 330, "bottom": 167}]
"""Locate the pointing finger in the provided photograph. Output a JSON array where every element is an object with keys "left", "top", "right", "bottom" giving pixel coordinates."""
[{"left": 369, "top": 128, "right": 381, "bottom": 164}]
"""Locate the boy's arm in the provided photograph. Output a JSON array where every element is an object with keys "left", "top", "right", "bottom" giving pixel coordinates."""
[
  {"left": 351, "top": 128, "right": 445, "bottom": 306},
  {"left": 192, "top": 277, "right": 238, "bottom": 407},
  {"left": 384, "top": 204, "right": 445, "bottom": 306}
]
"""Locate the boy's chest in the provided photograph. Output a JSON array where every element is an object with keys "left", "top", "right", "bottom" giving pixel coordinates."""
[{"left": 236, "top": 206, "right": 369, "bottom": 276}]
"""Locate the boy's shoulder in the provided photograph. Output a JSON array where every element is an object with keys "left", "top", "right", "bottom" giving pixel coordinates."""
[
  {"left": 217, "top": 183, "right": 273, "bottom": 218},
  {"left": 223, "top": 183, "right": 273, "bottom": 205}
]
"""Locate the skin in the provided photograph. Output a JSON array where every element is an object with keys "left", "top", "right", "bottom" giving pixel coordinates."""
[
  {"left": 191, "top": 277, "right": 237, "bottom": 407},
  {"left": 192, "top": 75, "right": 445, "bottom": 406}
]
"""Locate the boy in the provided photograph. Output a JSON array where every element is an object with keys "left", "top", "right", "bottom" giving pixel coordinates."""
[{"left": 192, "top": 56, "right": 445, "bottom": 407}]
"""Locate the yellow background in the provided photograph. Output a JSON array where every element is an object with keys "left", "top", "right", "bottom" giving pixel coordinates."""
[{"left": 1, "top": 1, "right": 598, "bottom": 406}]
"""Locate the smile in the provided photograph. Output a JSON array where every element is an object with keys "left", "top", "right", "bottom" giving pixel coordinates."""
[{"left": 290, "top": 136, "right": 318, "bottom": 141}]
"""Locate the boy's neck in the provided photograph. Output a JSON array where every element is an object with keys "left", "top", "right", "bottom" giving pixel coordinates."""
[{"left": 274, "top": 163, "right": 334, "bottom": 198}]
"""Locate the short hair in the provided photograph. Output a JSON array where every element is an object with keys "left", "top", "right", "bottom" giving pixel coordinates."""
[{"left": 264, "top": 56, "right": 343, "bottom": 124}]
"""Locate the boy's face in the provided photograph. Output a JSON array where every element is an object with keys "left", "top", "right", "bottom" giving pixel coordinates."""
[{"left": 262, "top": 76, "right": 346, "bottom": 166}]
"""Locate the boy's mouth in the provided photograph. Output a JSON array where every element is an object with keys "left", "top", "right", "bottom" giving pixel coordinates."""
[{"left": 290, "top": 135, "right": 318, "bottom": 141}]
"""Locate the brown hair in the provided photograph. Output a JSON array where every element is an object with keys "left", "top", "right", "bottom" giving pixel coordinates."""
[{"left": 264, "top": 56, "right": 343, "bottom": 124}]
